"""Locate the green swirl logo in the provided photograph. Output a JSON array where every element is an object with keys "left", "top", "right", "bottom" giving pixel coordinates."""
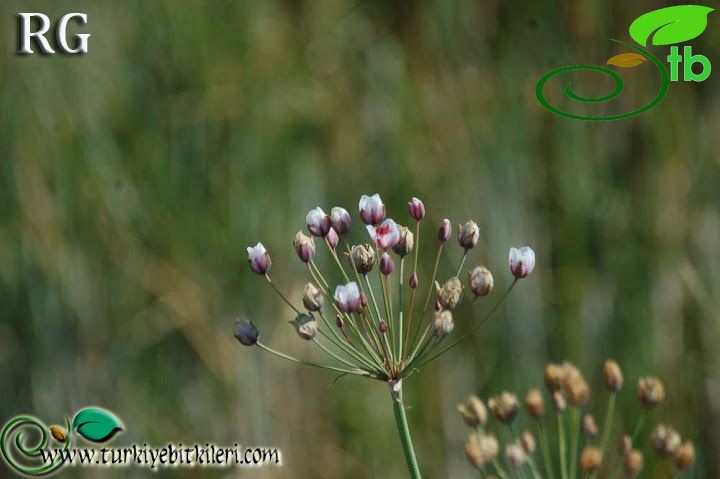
[{"left": 536, "top": 5, "right": 714, "bottom": 121}]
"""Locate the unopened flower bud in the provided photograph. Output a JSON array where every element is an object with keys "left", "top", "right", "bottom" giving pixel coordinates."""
[
  {"left": 580, "top": 447, "right": 602, "bottom": 473},
  {"left": 233, "top": 319, "right": 259, "bottom": 346},
  {"left": 409, "top": 272, "right": 418, "bottom": 289},
  {"left": 509, "top": 246, "right": 535, "bottom": 278},
  {"left": 326, "top": 227, "right": 339, "bottom": 249},
  {"left": 348, "top": 244, "right": 376, "bottom": 274},
  {"left": 408, "top": 197, "right": 425, "bottom": 221},
  {"left": 604, "top": 360, "right": 624, "bottom": 392},
  {"left": 521, "top": 431, "right": 536, "bottom": 454},
  {"left": 624, "top": 450, "right": 644, "bottom": 477},
  {"left": 673, "top": 442, "right": 695, "bottom": 471},
  {"left": 306, "top": 207, "right": 331, "bottom": 237},
  {"left": 379, "top": 320, "right": 388, "bottom": 333},
  {"left": 334, "top": 282, "right": 362, "bottom": 313},
  {"left": 360, "top": 293, "right": 368, "bottom": 308},
  {"left": 525, "top": 388, "right": 545, "bottom": 418},
  {"left": 553, "top": 391, "right": 567, "bottom": 412},
  {"left": 488, "top": 392, "right": 519, "bottom": 424},
  {"left": 618, "top": 435, "right": 633, "bottom": 456},
  {"left": 465, "top": 435, "right": 484, "bottom": 469},
  {"left": 506, "top": 443, "right": 526, "bottom": 468},
  {"left": 651, "top": 424, "right": 681, "bottom": 456},
  {"left": 562, "top": 362, "right": 590, "bottom": 407},
  {"left": 335, "top": 314, "right": 344, "bottom": 329},
  {"left": 457, "top": 395, "right": 487, "bottom": 427},
  {"left": 544, "top": 363, "right": 565, "bottom": 392},
  {"left": 436, "top": 277, "right": 463, "bottom": 309},
  {"left": 468, "top": 266, "right": 494, "bottom": 297},
  {"left": 438, "top": 219, "right": 451, "bottom": 242},
  {"left": 637, "top": 377, "right": 665, "bottom": 408},
  {"left": 247, "top": 243, "right": 271, "bottom": 275},
  {"left": 582, "top": 415, "right": 598, "bottom": 437},
  {"left": 458, "top": 221, "right": 480, "bottom": 250},
  {"left": 293, "top": 232, "right": 315, "bottom": 263},
  {"left": 302, "top": 283, "right": 324, "bottom": 312},
  {"left": 330, "top": 206, "right": 352, "bottom": 235},
  {"left": 380, "top": 252, "right": 395, "bottom": 275},
  {"left": 359, "top": 193, "right": 386, "bottom": 225},
  {"left": 291, "top": 313, "right": 318, "bottom": 340},
  {"left": 465, "top": 433, "right": 499, "bottom": 469},
  {"left": 392, "top": 226, "right": 414, "bottom": 257},
  {"left": 431, "top": 310, "right": 454, "bottom": 337}
]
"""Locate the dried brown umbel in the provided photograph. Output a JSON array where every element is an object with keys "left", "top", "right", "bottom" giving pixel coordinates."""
[
  {"left": 435, "top": 277, "right": 463, "bottom": 310},
  {"left": 603, "top": 359, "right": 624, "bottom": 392},
  {"left": 458, "top": 395, "right": 488, "bottom": 428},
  {"left": 488, "top": 392, "right": 519, "bottom": 424},
  {"left": 468, "top": 266, "right": 494, "bottom": 297},
  {"left": 525, "top": 388, "right": 544, "bottom": 419},
  {"left": 348, "top": 244, "right": 376, "bottom": 274},
  {"left": 624, "top": 450, "right": 644, "bottom": 477},
  {"left": 579, "top": 446, "right": 602, "bottom": 473},
  {"left": 392, "top": 226, "right": 414, "bottom": 257},
  {"left": 651, "top": 424, "right": 681, "bottom": 456},
  {"left": 673, "top": 441, "right": 695, "bottom": 471},
  {"left": 431, "top": 310, "right": 454, "bottom": 337},
  {"left": 637, "top": 376, "right": 665, "bottom": 408},
  {"left": 582, "top": 414, "right": 598, "bottom": 437},
  {"left": 302, "top": 283, "right": 324, "bottom": 312}
]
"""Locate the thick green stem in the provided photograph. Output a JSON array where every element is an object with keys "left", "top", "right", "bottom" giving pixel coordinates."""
[{"left": 390, "top": 381, "right": 422, "bottom": 479}]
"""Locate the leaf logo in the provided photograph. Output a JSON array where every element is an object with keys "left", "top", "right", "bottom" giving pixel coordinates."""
[
  {"left": 72, "top": 408, "right": 123, "bottom": 443},
  {"left": 607, "top": 53, "right": 647, "bottom": 68},
  {"left": 629, "top": 5, "right": 714, "bottom": 47}
]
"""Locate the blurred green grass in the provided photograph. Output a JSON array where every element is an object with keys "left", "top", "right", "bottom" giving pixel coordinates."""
[{"left": 0, "top": 0, "right": 718, "bottom": 477}]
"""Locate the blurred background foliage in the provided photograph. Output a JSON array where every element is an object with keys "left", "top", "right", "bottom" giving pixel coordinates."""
[{"left": 0, "top": 0, "right": 718, "bottom": 477}]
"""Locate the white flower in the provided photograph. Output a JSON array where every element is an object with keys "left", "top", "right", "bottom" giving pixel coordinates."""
[
  {"left": 334, "top": 282, "right": 361, "bottom": 313},
  {"left": 247, "top": 242, "right": 271, "bottom": 275},
  {"left": 366, "top": 218, "right": 400, "bottom": 249},
  {"left": 359, "top": 193, "right": 386, "bottom": 225},
  {"left": 306, "top": 207, "right": 331, "bottom": 237},
  {"left": 509, "top": 246, "right": 535, "bottom": 278},
  {"left": 330, "top": 207, "right": 352, "bottom": 235}
]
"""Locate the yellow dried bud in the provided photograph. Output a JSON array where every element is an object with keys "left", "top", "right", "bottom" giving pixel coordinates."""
[
  {"left": 553, "top": 391, "right": 567, "bottom": 412},
  {"left": 49, "top": 425, "right": 67, "bottom": 443},
  {"left": 651, "top": 424, "right": 681, "bottom": 456},
  {"left": 505, "top": 443, "right": 526, "bottom": 468},
  {"left": 618, "top": 435, "right": 632, "bottom": 456},
  {"left": 457, "top": 395, "right": 487, "bottom": 427},
  {"left": 435, "top": 277, "right": 463, "bottom": 310},
  {"left": 488, "top": 392, "right": 519, "bottom": 424},
  {"left": 562, "top": 364, "right": 590, "bottom": 407},
  {"left": 579, "top": 447, "right": 602, "bottom": 472},
  {"left": 464, "top": 435, "right": 484, "bottom": 469},
  {"left": 544, "top": 363, "right": 565, "bottom": 392},
  {"left": 520, "top": 431, "right": 536, "bottom": 454},
  {"left": 623, "top": 450, "right": 644, "bottom": 477},
  {"left": 637, "top": 376, "right": 665, "bottom": 408},
  {"left": 603, "top": 360, "right": 624, "bottom": 392},
  {"left": 582, "top": 414, "right": 598, "bottom": 437},
  {"left": 673, "top": 441, "right": 695, "bottom": 471},
  {"left": 525, "top": 388, "right": 544, "bottom": 419}
]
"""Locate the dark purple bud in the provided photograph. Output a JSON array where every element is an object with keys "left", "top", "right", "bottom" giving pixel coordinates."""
[
  {"left": 379, "top": 320, "right": 388, "bottom": 333},
  {"left": 306, "top": 207, "right": 331, "bottom": 237},
  {"left": 438, "top": 219, "right": 451, "bottom": 242},
  {"left": 409, "top": 272, "right": 419, "bottom": 289},
  {"left": 326, "top": 227, "right": 339, "bottom": 249},
  {"left": 408, "top": 197, "right": 425, "bottom": 221},
  {"left": 335, "top": 314, "right": 344, "bottom": 329},
  {"left": 233, "top": 319, "right": 259, "bottom": 346},
  {"left": 360, "top": 293, "right": 368, "bottom": 308},
  {"left": 330, "top": 207, "right": 352, "bottom": 235},
  {"left": 293, "top": 232, "right": 315, "bottom": 263},
  {"left": 247, "top": 243, "right": 271, "bottom": 275},
  {"left": 380, "top": 252, "right": 395, "bottom": 275}
]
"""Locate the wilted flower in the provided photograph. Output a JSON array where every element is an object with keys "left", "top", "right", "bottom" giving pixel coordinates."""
[
  {"left": 618, "top": 435, "right": 633, "bottom": 456},
  {"left": 544, "top": 363, "right": 565, "bottom": 392},
  {"left": 380, "top": 252, "right": 395, "bottom": 275},
  {"left": 651, "top": 424, "right": 681, "bottom": 456},
  {"left": 520, "top": 431, "right": 535, "bottom": 454},
  {"left": 330, "top": 207, "right": 352, "bottom": 235},
  {"left": 509, "top": 246, "right": 535, "bottom": 278},
  {"left": 367, "top": 219, "right": 401, "bottom": 249},
  {"left": 458, "top": 395, "right": 488, "bottom": 427},
  {"left": 293, "top": 232, "right": 315, "bottom": 263},
  {"left": 348, "top": 244, "right": 376, "bottom": 274},
  {"left": 673, "top": 442, "right": 695, "bottom": 470},
  {"left": 436, "top": 277, "right": 463, "bottom": 309},
  {"left": 233, "top": 319, "right": 259, "bottom": 346},
  {"left": 392, "top": 226, "right": 414, "bottom": 257},
  {"left": 334, "top": 282, "right": 362, "bottom": 313},
  {"left": 582, "top": 414, "right": 598, "bottom": 437},
  {"left": 306, "top": 207, "right": 331, "bottom": 237},
  {"left": 458, "top": 221, "right": 480, "bottom": 250},
  {"left": 247, "top": 243, "right": 271, "bottom": 275},
  {"left": 468, "top": 266, "right": 494, "bottom": 297},
  {"left": 326, "top": 227, "right": 339, "bottom": 249},
  {"left": 438, "top": 219, "right": 451, "bottom": 242},
  {"left": 488, "top": 392, "right": 519, "bottom": 424},
  {"left": 292, "top": 313, "right": 318, "bottom": 340},
  {"left": 604, "top": 360, "right": 624, "bottom": 392},
  {"left": 552, "top": 391, "right": 567, "bottom": 412},
  {"left": 637, "top": 377, "right": 665, "bottom": 408},
  {"left": 525, "top": 388, "right": 544, "bottom": 418},
  {"left": 580, "top": 447, "right": 602, "bottom": 472},
  {"left": 624, "top": 450, "right": 644, "bottom": 477},
  {"left": 506, "top": 443, "right": 526, "bottom": 468},
  {"left": 465, "top": 436, "right": 484, "bottom": 469},
  {"left": 465, "top": 433, "right": 499, "bottom": 469},
  {"left": 431, "top": 310, "right": 454, "bottom": 337},
  {"left": 408, "top": 197, "right": 425, "bottom": 221},
  {"left": 359, "top": 193, "right": 386, "bottom": 225},
  {"left": 302, "top": 283, "right": 324, "bottom": 312}
]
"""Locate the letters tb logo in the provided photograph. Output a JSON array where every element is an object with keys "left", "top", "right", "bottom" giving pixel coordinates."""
[{"left": 17, "top": 13, "right": 90, "bottom": 55}]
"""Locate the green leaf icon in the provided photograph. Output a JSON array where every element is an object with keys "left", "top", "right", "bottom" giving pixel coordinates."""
[
  {"left": 71, "top": 408, "right": 123, "bottom": 443},
  {"left": 629, "top": 5, "right": 714, "bottom": 46}
]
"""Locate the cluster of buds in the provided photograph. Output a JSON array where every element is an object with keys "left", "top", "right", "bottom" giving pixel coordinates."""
[
  {"left": 237, "top": 193, "right": 535, "bottom": 384},
  {"left": 460, "top": 360, "right": 696, "bottom": 478}
]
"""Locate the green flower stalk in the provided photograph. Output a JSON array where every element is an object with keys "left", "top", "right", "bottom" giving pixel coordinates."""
[{"left": 237, "top": 193, "right": 536, "bottom": 478}]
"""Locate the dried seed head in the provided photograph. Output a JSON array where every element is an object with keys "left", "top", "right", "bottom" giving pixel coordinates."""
[
  {"left": 458, "top": 221, "right": 480, "bottom": 250},
  {"left": 562, "top": 363, "right": 590, "bottom": 407},
  {"left": 326, "top": 227, "right": 339, "bottom": 249},
  {"left": 553, "top": 391, "right": 567, "bottom": 412},
  {"left": 468, "top": 266, "right": 494, "bottom": 297},
  {"left": 464, "top": 435, "right": 485, "bottom": 469},
  {"left": 379, "top": 320, "right": 388, "bottom": 333},
  {"left": 49, "top": 425, "right": 68, "bottom": 443},
  {"left": 637, "top": 377, "right": 665, "bottom": 408},
  {"left": 544, "top": 363, "right": 565, "bottom": 392},
  {"left": 457, "top": 395, "right": 488, "bottom": 427},
  {"left": 306, "top": 207, "right": 331, "bottom": 237},
  {"left": 603, "top": 360, "right": 624, "bottom": 392},
  {"left": 302, "top": 283, "right": 324, "bottom": 312},
  {"left": 436, "top": 277, "right": 463, "bottom": 310},
  {"left": 431, "top": 310, "right": 454, "bottom": 337},
  {"left": 509, "top": 246, "right": 536, "bottom": 278},
  {"left": 525, "top": 388, "right": 545, "bottom": 419},
  {"left": 247, "top": 243, "right": 272, "bottom": 275},
  {"left": 408, "top": 197, "right": 425, "bottom": 221},
  {"left": 580, "top": 447, "right": 602, "bottom": 472},
  {"left": 465, "top": 433, "right": 499, "bottom": 468},
  {"left": 506, "top": 442, "right": 526, "bottom": 468},
  {"left": 291, "top": 313, "right": 318, "bottom": 340},
  {"left": 233, "top": 319, "right": 260, "bottom": 346},
  {"left": 330, "top": 206, "right": 352, "bottom": 235},
  {"left": 348, "top": 244, "right": 376, "bottom": 274},
  {"left": 409, "top": 272, "right": 419, "bottom": 289},
  {"left": 618, "top": 435, "right": 633, "bottom": 456},
  {"left": 582, "top": 414, "right": 598, "bottom": 437},
  {"left": 380, "top": 252, "right": 395, "bottom": 275},
  {"left": 651, "top": 424, "right": 681, "bottom": 456},
  {"left": 293, "top": 231, "right": 316, "bottom": 263},
  {"left": 392, "top": 226, "right": 415, "bottom": 257},
  {"left": 478, "top": 434, "right": 500, "bottom": 461},
  {"left": 623, "top": 450, "right": 644, "bottom": 478},
  {"left": 673, "top": 442, "right": 695, "bottom": 471},
  {"left": 521, "top": 431, "right": 536, "bottom": 454},
  {"left": 438, "top": 219, "right": 452, "bottom": 242},
  {"left": 488, "top": 392, "right": 519, "bottom": 424}
]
